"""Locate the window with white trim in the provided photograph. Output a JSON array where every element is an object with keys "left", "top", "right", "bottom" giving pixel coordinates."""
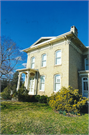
[
  {"left": 82, "top": 78, "right": 88, "bottom": 91},
  {"left": 40, "top": 76, "right": 45, "bottom": 91},
  {"left": 85, "top": 58, "right": 88, "bottom": 70},
  {"left": 54, "top": 74, "right": 61, "bottom": 92},
  {"left": 31, "top": 57, "right": 35, "bottom": 69},
  {"left": 41, "top": 54, "right": 47, "bottom": 67},
  {"left": 55, "top": 50, "right": 61, "bottom": 65}
]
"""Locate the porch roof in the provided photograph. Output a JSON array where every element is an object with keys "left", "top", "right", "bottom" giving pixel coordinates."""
[
  {"left": 78, "top": 70, "right": 89, "bottom": 75},
  {"left": 17, "top": 68, "right": 38, "bottom": 73}
]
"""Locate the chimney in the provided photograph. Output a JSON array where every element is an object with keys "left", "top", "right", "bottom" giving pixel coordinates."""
[{"left": 70, "top": 26, "right": 78, "bottom": 37}]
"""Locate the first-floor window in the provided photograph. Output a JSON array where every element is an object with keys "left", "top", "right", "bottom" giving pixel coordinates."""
[
  {"left": 54, "top": 74, "right": 61, "bottom": 92},
  {"left": 82, "top": 77, "right": 88, "bottom": 97},
  {"left": 40, "top": 76, "right": 45, "bottom": 91},
  {"left": 83, "top": 78, "right": 88, "bottom": 91}
]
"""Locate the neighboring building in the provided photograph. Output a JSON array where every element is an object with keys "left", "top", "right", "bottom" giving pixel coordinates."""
[{"left": 17, "top": 26, "right": 89, "bottom": 97}]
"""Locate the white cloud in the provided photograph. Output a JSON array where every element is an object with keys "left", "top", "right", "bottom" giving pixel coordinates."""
[
  {"left": 19, "top": 49, "right": 23, "bottom": 53},
  {"left": 22, "top": 63, "right": 27, "bottom": 67},
  {"left": 15, "top": 56, "right": 22, "bottom": 61}
]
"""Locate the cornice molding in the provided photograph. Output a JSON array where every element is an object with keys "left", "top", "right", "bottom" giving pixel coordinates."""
[{"left": 66, "top": 40, "right": 82, "bottom": 54}]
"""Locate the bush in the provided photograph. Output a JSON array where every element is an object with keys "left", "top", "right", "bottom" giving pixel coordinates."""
[
  {"left": 35, "top": 95, "right": 48, "bottom": 103},
  {"left": 17, "top": 85, "right": 29, "bottom": 102},
  {"left": 1, "top": 86, "right": 11, "bottom": 100},
  {"left": 48, "top": 86, "right": 88, "bottom": 114}
]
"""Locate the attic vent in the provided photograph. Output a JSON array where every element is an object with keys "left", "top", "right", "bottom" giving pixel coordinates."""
[{"left": 35, "top": 39, "right": 51, "bottom": 45}]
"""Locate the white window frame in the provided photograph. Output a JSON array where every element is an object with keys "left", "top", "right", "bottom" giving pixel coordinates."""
[
  {"left": 85, "top": 58, "right": 88, "bottom": 70},
  {"left": 55, "top": 50, "right": 61, "bottom": 65},
  {"left": 31, "top": 57, "right": 35, "bottom": 69},
  {"left": 41, "top": 54, "right": 47, "bottom": 67},
  {"left": 54, "top": 74, "right": 61, "bottom": 92},
  {"left": 82, "top": 77, "right": 88, "bottom": 97},
  {"left": 40, "top": 75, "right": 45, "bottom": 91}
]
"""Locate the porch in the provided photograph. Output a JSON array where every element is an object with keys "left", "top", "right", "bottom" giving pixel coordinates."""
[
  {"left": 78, "top": 70, "right": 89, "bottom": 98},
  {"left": 16, "top": 68, "right": 39, "bottom": 95}
]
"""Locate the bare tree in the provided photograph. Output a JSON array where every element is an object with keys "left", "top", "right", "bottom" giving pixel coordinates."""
[{"left": 0, "top": 36, "right": 25, "bottom": 80}]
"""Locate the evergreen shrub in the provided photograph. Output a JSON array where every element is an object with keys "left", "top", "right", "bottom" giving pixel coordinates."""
[{"left": 1, "top": 86, "right": 11, "bottom": 100}]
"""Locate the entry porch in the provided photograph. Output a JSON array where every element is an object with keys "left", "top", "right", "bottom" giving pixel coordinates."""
[{"left": 17, "top": 68, "right": 39, "bottom": 95}]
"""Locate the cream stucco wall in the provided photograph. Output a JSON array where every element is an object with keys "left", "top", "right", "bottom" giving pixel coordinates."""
[{"left": 26, "top": 40, "right": 69, "bottom": 96}]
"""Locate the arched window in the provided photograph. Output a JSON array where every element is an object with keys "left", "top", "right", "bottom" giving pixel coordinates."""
[
  {"left": 40, "top": 75, "right": 45, "bottom": 91},
  {"left": 41, "top": 54, "right": 47, "bottom": 67},
  {"left": 54, "top": 74, "right": 61, "bottom": 92},
  {"left": 55, "top": 50, "right": 61, "bottom": 65},
  {"left": 31, "top": 57, "right": 35, "bottom": 69}
]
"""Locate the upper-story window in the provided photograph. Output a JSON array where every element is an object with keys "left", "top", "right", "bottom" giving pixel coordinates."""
[
  {"left": 31, "top": 57, "right": 35, "bottom": 69},
  {"left": 40, "top": 75, "right": 45, "bottom": 91},
  {"left": 41, "top": 54, "right": 47, "bottom": 67},
  {"left": 55, "top": 50, "right": 61, "bottom": 65},
  {"left": 85, "top": 58, "right": 88, "bottom": 70},
  {"left": 54, "top": 74, "right": 61, "bottom": 92}
]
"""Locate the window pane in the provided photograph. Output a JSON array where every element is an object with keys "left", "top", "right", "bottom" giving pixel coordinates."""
[
  {"left": 86, "top": 59, "right": 88, "bottom": 64},
  {"left": 32, "top": 57, "right": 35, "bottom": 62},
  {"left": 41, "top": 76, "right": 45, "bottom": 83},
  {"left": 31, "top": 63, "right": 34, "bottom": 69},
  {"left": 41, "top": 84, "right": 44, "bottom": 90},
  {"left": 56, "top": 58, "right": 61, "bottom": 65},
  {"left": 84, "top": 82, "right": 88, "bottom": 90},
  {"left": 55, "top": 75, "right": 60, "bottom": 83},
  {"left": 42, "top": 61, "right": 46, "bottom": 67},
  {"left": 43, "top": 54, "right": 46, "bottom": 60},
  {"left": 83, "top": 78, "right": 88, "bottom": 80},
  {"left": 40, "top": 76, "right": 45, "bottom": 90},
  {"left": 86, "top": 65, "right": 88, "bottom": 70},
  {"left": 56, "top": 50, "right": 61, "bottom": 57},
  {"left": 55, "top": 84, "right": 60, "bottom": 91}
]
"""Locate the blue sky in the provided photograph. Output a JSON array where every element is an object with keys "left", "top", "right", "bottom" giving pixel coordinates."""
[{"left": 1, "top": 1, "right": 88, "bottom": 70}]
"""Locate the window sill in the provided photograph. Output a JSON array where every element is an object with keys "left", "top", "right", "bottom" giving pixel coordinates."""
[
  {"left": 39, "top": 90, "right": 45, "bottom": 92},
  {"left": 40, "top": 66, "right": 47, "bottom": 69},
  {"left": 54, "top": 64, "right": 62, "bottom": 67}
]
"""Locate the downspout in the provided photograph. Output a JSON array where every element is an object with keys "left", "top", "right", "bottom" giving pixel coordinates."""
[{"left": 36, "top": 70, "right": 39, "bottom": 95}]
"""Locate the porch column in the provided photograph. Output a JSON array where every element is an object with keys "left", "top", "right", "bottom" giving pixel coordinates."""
[
  {"left": 16, "top": 72, "right": 22, "bottom": 91},
  {"left": 26, "top": 71, "right": 30, "bottom": 90}
]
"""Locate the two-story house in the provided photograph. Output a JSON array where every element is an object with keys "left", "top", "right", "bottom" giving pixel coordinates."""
[{"left": 17, "top": 26, "right": 89, "bottom": 97}]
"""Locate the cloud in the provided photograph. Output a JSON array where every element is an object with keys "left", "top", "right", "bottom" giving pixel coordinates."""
[
  {"left": 15, "top": 56, "right": 22, "bottom": 61},
  {"left": 19, "top": 49, "right": 23, "bottom": 53},
  {"left": 22, "top": 63, "right": 27, "bottom": 67}
]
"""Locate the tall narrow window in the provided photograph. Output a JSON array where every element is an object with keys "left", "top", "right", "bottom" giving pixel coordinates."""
[
  {"left": 55, "top": 50, "right": 61, "bottom": 65},
  {"left": 82, "top": 77, "right": 88, "bottom": 97},
  {"left": 31, "top": 57, "right": 35, "bottom": 69},
  {"left": 85, "top": 58, "right": 88, "bottom": 70},
  {"left": 42, "top": 54, "right": 46, "bottom": 67},
  {"left": 40, "top": 76, "right": 45, "bottom": 91},
  {"left": 54, "top": 74, "right": 61, "bottom": 92}
]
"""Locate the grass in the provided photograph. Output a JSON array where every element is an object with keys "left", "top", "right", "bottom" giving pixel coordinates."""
[{"left": 1, "top": 101, "right": 88, "bottom": 134}]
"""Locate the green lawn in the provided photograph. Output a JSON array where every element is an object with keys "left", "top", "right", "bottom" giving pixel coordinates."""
[{"left": 1, "top": 101, "right": 88, "bottom": 134}]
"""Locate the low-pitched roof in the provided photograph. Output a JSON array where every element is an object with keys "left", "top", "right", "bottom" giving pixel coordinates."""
[{"left": 23, "top": 30, "right": 86, "bottom": 53}]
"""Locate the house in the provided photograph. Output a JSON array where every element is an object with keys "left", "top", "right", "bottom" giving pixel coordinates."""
[{"left": 17, "top": 26, "right": 89, "bottom": 97}]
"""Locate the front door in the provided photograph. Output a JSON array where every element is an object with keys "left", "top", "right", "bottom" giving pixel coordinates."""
[
  {"left": 82, "top": 77, "right": 88, "bottom": 97},
  {"left": 29, "top": 76, "right": 35, "bottom": 95}
]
